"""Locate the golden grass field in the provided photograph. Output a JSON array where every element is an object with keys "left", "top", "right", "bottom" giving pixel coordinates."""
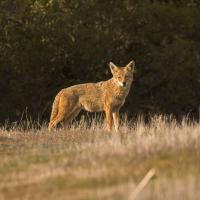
[{"left": 0, "top": 115, "right": 200, "bottom": 200}]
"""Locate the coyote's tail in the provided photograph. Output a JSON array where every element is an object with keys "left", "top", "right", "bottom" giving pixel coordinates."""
[{"left": 49, "top": 90, "right": 63, "bottom": 123}]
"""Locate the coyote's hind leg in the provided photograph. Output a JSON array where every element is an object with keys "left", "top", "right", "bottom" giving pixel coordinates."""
[
  {"left": 63, "top": 107, "right": 81, "bottom": 128},
  {"left": 48, "top": 109, "right": 66, "bottom": 131},
  {"left": 48, "top": 95, "right": 79, "bottom": 131}
]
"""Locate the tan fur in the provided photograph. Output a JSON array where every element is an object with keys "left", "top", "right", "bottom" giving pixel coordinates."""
[{"left": 48, "top": 60, "right": 135, "bottom": 131}]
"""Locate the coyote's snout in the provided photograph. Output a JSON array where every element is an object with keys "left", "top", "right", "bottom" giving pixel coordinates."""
[{"left": 48, "top": 60, "right": 135, "bottom": 131}]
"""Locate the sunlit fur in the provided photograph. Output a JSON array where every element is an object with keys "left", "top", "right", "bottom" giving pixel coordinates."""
[{"left": 48, "top": 60, "right": 135, "bottom": 131}]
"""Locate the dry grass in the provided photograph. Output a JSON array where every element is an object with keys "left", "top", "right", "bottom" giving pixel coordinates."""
[{"left": 0, "top": 115, "right": 200, "bottom": 200}]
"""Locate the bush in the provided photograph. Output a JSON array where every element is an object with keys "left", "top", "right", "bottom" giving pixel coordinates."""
[{"left": 0, "top": 0, "right": 200, "bottom": 123}]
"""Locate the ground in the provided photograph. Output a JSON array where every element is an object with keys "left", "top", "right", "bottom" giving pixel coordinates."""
[{"left": 0, "top": 116, "right": 200, "bottom": 200}]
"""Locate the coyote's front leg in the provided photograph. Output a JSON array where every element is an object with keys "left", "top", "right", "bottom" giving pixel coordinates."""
[
  {"left": 105, "top": 109, "right": 113, "bottom": 131},
  {"left": 113, "top": 111, "right": 120, "bottom": 132}
]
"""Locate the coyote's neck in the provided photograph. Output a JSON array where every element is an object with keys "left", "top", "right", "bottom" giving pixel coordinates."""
[{"left": 105, "top": 78, "right": 131, "bottom": 98}]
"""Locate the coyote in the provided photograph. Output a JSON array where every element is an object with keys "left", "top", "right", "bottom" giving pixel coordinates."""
[{"left": 48, "top": 60, "right": 135, "bottom": 131}]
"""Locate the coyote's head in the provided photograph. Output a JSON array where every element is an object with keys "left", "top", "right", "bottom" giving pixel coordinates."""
[{"left": 109, "top": 60, "right": 135, "bottom": 88}]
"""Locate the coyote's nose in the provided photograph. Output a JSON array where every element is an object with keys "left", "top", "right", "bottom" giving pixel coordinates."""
[{"left": 122, "top": 82, "right": 126, "bottom": 87}]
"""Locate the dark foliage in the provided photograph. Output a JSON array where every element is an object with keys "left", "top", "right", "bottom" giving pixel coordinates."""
[{"left": 0, "top": 0, "right": 200, "bottom": 123}]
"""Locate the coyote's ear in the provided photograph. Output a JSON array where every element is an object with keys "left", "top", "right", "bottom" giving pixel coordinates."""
[
  {"left": 109, "top": 62, "right": 118, "bottom": 74},
  {"left": 126, "top": 60, "right": 135, "bottom": 72}
]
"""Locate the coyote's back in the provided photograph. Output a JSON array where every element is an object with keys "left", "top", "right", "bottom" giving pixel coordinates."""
[{"left": 48, "top": 60, "right": 135, "bottom": 131}]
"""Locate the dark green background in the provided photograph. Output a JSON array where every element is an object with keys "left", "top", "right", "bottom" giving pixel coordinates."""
[{"left": 1, "top": 0, "right": 200, "bottom": 123}]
